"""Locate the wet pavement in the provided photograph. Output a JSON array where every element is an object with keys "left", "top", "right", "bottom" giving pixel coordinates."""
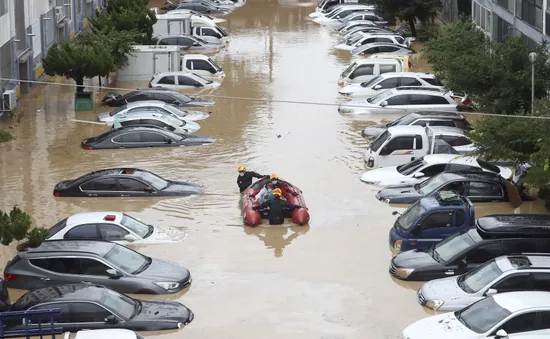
[{"left": 0, "top": 0, "right": 548, "bottom": 338}]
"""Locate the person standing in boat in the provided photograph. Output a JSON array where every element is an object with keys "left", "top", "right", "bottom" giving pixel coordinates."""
[
  {"left": 237, "top": 166, "right": 265, "bottom": 193},
  {"left": 269, "top": 173, "right": 298, "bottom": 197},
  {"left": 253, "top": 188, "right": 301, "bottom": 225}
]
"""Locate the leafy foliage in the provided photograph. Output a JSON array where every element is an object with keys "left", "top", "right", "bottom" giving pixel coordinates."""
[
  {"left": 0, "top": 207, "right": 49, "bottom": 249},
  {"left": 367, "top": 0, "right": 441, "bottom": 36},
  {"left": 77, "top": 30, "right": 139, "bottom": 70},
  {"left": 0, "top": 212, "right": 13, "bottom": 246},
  {"left": 10, "top": 206, "right": 31, "bottom": 241},
  {"left": 0, "top": 130, "right": 14, "bottom": 142},
  {"left": 26, "top": 228, "right": 50, "bottom": 248}
]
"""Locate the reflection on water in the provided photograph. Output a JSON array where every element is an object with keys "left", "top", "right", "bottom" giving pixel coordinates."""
[{"left": 0, "top": 0, "right": 548, "bottom": 338}]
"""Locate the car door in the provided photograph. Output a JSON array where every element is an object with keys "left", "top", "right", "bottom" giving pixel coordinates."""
[
  {"left": 178, "top": 75, "right": 202, "bottom": 88},
  {"left": 407, "top": 94, "right": 438, "bottom": 111},
  {"left": 410, "top": 210, "right": 455, "bottom": 247},
  {"left": 493, "top": 311, "right": 538, "bottom": 336},
  {"left": 79, "top": 177, "right": 119, "bottom": 197},
  {"left": 69, "top": 302, "right": 115, "bottom": 330},
  {"left": 99, "top": 223, "right": 132, "bottom": 243},
  {"left": 427, "top": 95, "right": 456, "bottom": 111},
  {"left": 154, "top": 75, "right": 177, "bottom": 90},
  {"left": 27, "top": 302, "right": 72, "bottom": 330},
  {"left": 118, "top": 177, "right": 157, "bottom": 196},
  {"left": 139, "top": 131, "right": 174, "bottom": 148},
  {"left": 28, "top": 257, "right": 85, "bottom": 287},
  {"left": 188, "top": 59, "right": 215, "bottom": 78},
  {"left": 383, "top": 94, "right": 410, "bottom": 115},
  {"left": 201, "top": 27, "right": 223, "bottom": 39},
  {"left": 488, "top": 273, "right": 532, "bottom": 295},
  {"left": 63, "top": 224, "right": 101, "bottom": 240},
  {"left": 371, "top": 77, "right": 399, "bottom": 93},
  {"left": 111, "top": 132, "right": 142, "bottom": 149},
  {"left": 76, "top": 258, "right": 130, "bottom": 291},
  {"left": 377, "top": 135, "right": 416, "bottom": 167},
  {"left": 349, "top": 64, "right": 374, "bottom": 82},
  {"left": 466, "top": 181, "right": 506, "bottom": 202}
]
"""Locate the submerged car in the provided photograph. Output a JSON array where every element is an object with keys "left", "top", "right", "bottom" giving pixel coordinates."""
[
  {"left": 351, "top": 42, "right": 415, "bottom": 56},
  {"left": 175, "top": 2, "right": 233, "bottom": 15},
  {"left": 101, "top": 88, "right": 214, "bottom": 108},
  {"left": 156, "top": 34, "right": 224, "bottom": 53},
  {"left": 338, "top": 72, "right": 444, "bottom": 98},
  {"left": 7, "top": 284, "right": 193, "bottom": 332},
  {"left": 335, "top": 34, "right": 410, "bottom": 51},
  {"left": 360, "top": 155, "right": 512, "bottom": 186},
  {"left": 82, "top": 126, "right": 215, "bottom": 150},
  {"left": 149, "top": 72, "right": 221, "bottom": 91},
  {"left": 4, "top": 240, "right": 192, "bottom": 294},
  {"left": 376, "top": 171, "right": 514, "bottom": 205},
  {"left": 97, "top": 100, "right": 210, "bottom": 125},
  {"left": 46, "top": 212, "right": 182, "bottom": 245},
  {"left": 112, "top": 112, "right": 201, "bottom": 134},
  {"left": 53, "top": 168, "right": 203, "bottom": 197}
]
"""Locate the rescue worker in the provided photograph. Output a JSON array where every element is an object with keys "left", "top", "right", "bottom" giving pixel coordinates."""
[
  {"left": 253, "top": 188, "right": 301, "bottom": 225},
  {"left": 237, "top": 166, "right": 265, "bottom": 193},
  {"left": 269, "top": 173, "right": 298, "bottom": 196}
]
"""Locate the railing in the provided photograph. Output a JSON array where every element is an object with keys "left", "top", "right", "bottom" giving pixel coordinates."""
[{"left": 0, "top": 308, "right": 63, "bottom": 339}]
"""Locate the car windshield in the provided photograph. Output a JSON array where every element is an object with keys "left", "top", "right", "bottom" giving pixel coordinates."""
[
  {"left": 208, "top": 57, "right": 223, "bottom": 72},
  {"left": 366, "top": 89, "right": 394, "bottom": 104},
  {"left": 341, "top": 62, "right": 357, "bottom": 78},
  {"left": 396, "top": 201, "right": 426, "bottom": 230},
  {"left": 138, "top": 171, "right": 170, "bottom": 190},
  {"left": 418, "top": 173, "right": 453, "bottom": 195},
  {"left": 476, "top": 159, "right": 500, "bottom": 174},
  {"left": 109, "top": 105, "right": 128, "bottom": 117},
  {"left": 100, "top": 288, "right": 138, "bottom": 320},
  {"left": 458, "top": 259, "right": 503, "bottom": 293},
  {"left": 121, "top": 215, "right": 150, "bottom": 238},
  {"left": 348, "top": 34, "right": 365, "bottom": 45},
  {"left": 432, "top": 229, "right": 478, "bottom": 263},
  {"left": 370, "top": 130, "right": 391, "bottom": 152},
  {"left": 389, "top": 114, "right": 416, "bottom": 126},
  {"left": 455, "top": 297, "right": 511, "bottom": 334},
  {"left": 104, "top": 244, "right": 151, "bottom": 274},
  {"left": 360, "top": 75, "right": 380, "bottom": 88},
  {"left": 396, "top": 158, "right": 426, "bottom": 175}
]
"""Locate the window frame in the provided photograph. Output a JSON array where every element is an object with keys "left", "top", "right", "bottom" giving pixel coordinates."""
[{"left": 79, "top": 177, "right": 119, "bottom": 192}]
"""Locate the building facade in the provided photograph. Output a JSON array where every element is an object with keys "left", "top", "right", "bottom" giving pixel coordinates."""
[
  {"left": 0, "top": 0, "right": 104, "bottom": 112},
  {"left": 472, "top": 0, "right": 550, "bottom": 46}
]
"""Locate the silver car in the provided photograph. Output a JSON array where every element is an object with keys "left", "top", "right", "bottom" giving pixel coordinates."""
[
  {"left": 418, "top": 254, "right": 550, "bottom": 312},
  {"left": 3, "top": 240, "right": 192, "bottom": 295}
]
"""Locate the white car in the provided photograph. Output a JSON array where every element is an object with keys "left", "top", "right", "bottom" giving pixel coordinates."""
[
  {"left": 149, "top": 72, "right": 221, "bottom": 91},
  {"left": 403, "top": 291, "right": 550, "bottom": 339},
  {"left": 335, "top": 34, "right": 409, "bottom": 51},
  {"left": 340, "top": 25, "right": 395, "bottom": 39},
  {"left": 337, "top": 20, "right": 379, "bottom": 35},
  {"left": 97, "top": 101, "right": 210, "bottom": 125},
  {"left": 65, "top": 329, "right": 144, "bottom": 339},
  {"left": 360, "top": 155, "right": 512, "bottom": 186},
  {"left": 47, "top": 212, "right": 185, "bottom": 245},
  {"left": 338, "top": 72, "right": 445, "bottom": 98},
  {"left": 312, "top": 6, "right": 373, "bottom": 24}
]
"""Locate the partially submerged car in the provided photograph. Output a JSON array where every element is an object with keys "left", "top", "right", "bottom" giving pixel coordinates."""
[
  {"left": 97, "top": 101, "right": 210, "bottom": 125},
  {"left": 351, "top": 42, "right": 415, "bottom": 56},
  {"left": 101, "top": 88, "right": 214, "bottom": 108},
  {"left": 335, "top": 33, "right": 410, "bottom": 51},
  {"left": 112, "top": 111, "right": 201, "bottom": 134},
  {"left": 339, "top": 72, "right": 444, "bottom": 98},
  {"left": 149, "top": 72, "right": 221, "bottom": 91},
  {"left": 7, "top": 284, "right": 194, "bottom": 332},
  {"left": 53, "top": 168, "right": 204, "bottom": 197},
  {"left": 156, "top": 34, "right": 224, "bottom": 53}
]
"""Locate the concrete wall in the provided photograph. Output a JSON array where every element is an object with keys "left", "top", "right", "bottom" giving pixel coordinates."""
[{"left": 0, "top": 0, "right": 15, "bottom": 47}]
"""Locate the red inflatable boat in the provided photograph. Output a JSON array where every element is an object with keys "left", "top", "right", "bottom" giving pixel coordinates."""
[{"left": 242, "top": 177, "right": 309, "bottom": 226}]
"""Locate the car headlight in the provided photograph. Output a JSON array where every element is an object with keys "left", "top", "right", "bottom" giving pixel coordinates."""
[
  {"left": 426, "top": 299, "right": 444, "bottom": 310},
  {"left": 395, "top": 268, "right": 414, "bottom": 279},
  {"left": 394, "top": 240, "right": 402, "bottom": 251},
  {"left": 154, "top": 281, "right": 181, "bottom": 290},
  {"left": 177, "top": 322, "right": 185, "bottom": 329},
  {"left": 384, "top": 199, "right": 390, "bottom": 204}
]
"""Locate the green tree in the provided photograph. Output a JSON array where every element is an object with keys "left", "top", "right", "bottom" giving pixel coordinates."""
[
  {"left": 42, "top": 39, "right": 114, "bottom": 92},
  {"left": 77, "top": 30, "right": 139, "bottom": 70},
  {"left": 0, "top": 207, "right": 49, "bottom": 250},
  {"left": 367, "top": 0, "right": 441, "bottom": 36},
  {"left": 424, "top": 19, "right": 550, "bottom": 115}
]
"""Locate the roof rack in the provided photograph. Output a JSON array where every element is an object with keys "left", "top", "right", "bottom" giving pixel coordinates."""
[{"left": 477, "top": 214, "right": 550, "bottom": 239}]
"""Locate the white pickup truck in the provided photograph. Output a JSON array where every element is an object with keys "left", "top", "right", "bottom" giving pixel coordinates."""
[
  {"left": 64, "top": 329, "right": 143, "bottom": 339},
  {"left": 364, "top": 125, "right": 476, "bottom": 169}
]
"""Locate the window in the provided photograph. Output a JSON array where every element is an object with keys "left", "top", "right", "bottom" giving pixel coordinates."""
[
  {"left": 399, "top": 77, "right": 422, "bottom": 86},
  {"left": 427, "top": 120, "right": 456, "bottom": 127},
  {"left": 493, "top": 273, "right": 531, "bottom": 292},
  {"left": 517, "top": 0, "right": 543, "bottom": 30},
  {"left": 386, "top": 95, "right": 409, "bottom": 105},
  {"left": 70, "top": 302, "right": 111, "bottom": 323},
  {"left": 375, "top": 37, "right": 393, "bottom": 43},
  {"left": 152, "top": 93, "right": 176, "bottom": 103},
  {"left": 178, "top": 37, "right": 195, "bottom": 46},
  {"left": 0, "top": 0, "right": 6, "bottom": 17},
  {"left": 379, "top": 64, "right": 397, "bottom": 74},
  {"left": 536, "top": 311, "right": 550, "bottom": 328},
  {"left": 417, "top": 211, "right": 454, "bottom": 233},
  {"left": 415, "top": 135, "right": 423, "bottom": 149},
  {"left": 64, "top": 225, "right": 99, "bottom": 239},
  {"left": 421, "top": 164, "right": 447, "bottom": 176},
  {"left": 178, "top": 75, "right": 198, "bottom": 86},
  {"left": 500, "top": 312, "right": 537, "bottom": 334},
  {"left": 409, "top": 94, "right": 433, "bottom": 105},
  {"left": 80, "top": 178, "right": 118, "bottom": 191},
  {"left": 361, "top": 38, "right": 376, "bottom": 45},
  {"left": 350, "top": 65, "right": 374, "bottom": 79},
  {"left": 186, "top": 60, "right": 192, "bottom": 69},
  {"left": 379, "top": 46, "right": 400, "bottom": 52},
  {"left": 201, "top": 28, "right": 221, "bottom": 38},
  {"left": 465, "top": 243, "right": 508, "bottom": 264},
  {"left": 469, "top": 181, "right": 503, "bottom": 197},
  {"left": 49, "top": 218, "right": 68, "bottom": 237},
  {"left": 29, "top": 258, "right": 81, "bottom": 274},
  {"left": 382, "top": 137, "right": 414, "bottom": 154},
  {"left": 363, "top": 47, "right": 380, "bottom": 54},
  {"left": 31, "top": 303, "right": 71, "bottom": 323},
  {"left": 531, "top": 273, "right": 550, "bottom": 291},
  {"left": 157, "top": 76, "right": 175, "bottom": 85},
  {"left": 429, "top": 96, "right": 452, "bottom": 104},
  {"left": 113, "top": 132, "right": 141, "bottom": 143},
  {"left": 118, "top": 178, "right": 149, "bottom": 191},
  {"left": 125, "top": 94, "right": 150, "bottom": 103},
  {"left": 140, "top": 132, "right": 169, "bottom": 143},
  {"left": 192, "top": 60, "right": 216, "bottom": 73},
  {"left": 378, "top": 78, "right": 400, "bottom": 89},
  {"left": 422, "top": 78, "right": 445, "bottom": 86},
  {"left": 438, "top": 135, "right": 472, "bottom": 146},
  {"left": 119, "top": 120, "right": 141, "bottom": 127}
]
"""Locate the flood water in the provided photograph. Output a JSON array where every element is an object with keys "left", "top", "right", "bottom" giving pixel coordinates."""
[{"left": 0, "top": 0, "right": 548, "bottom": 338}]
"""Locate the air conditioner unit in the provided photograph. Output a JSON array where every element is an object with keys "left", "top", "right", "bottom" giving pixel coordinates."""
[
  {"left": 2, "top": 90, "right": 17, "bottom": 111},
  {"left": 55, "top": 6, "right": 66, "bottom": 27}
]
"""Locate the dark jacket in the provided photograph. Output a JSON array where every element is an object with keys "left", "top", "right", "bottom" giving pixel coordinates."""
[
  {"left": 255, "top": 197, "right": 300, "bottom": 225},
  {"left": 237, "top": 171, "right": 264, "bottom": 192}
]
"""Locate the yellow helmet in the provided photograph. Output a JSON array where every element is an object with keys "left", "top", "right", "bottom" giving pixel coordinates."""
[
  {"left": 270, "top": 173, "right": 279, "bottom": 180},
  {"left": 238, "top": 166, "right": 246, "bottom": 172},
  {"left": 273, "top": 188, "right": 282, "bottom": 197}
]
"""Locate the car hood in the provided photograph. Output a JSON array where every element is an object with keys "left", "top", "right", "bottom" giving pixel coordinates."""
[
  {"left": 360, "top": 166, "right": 404, "bottom": 184},
  {"left": 420, "top": 276, "right": 471, "bottom": 306},
  {"left": 187, "top": 100, "right": 215, "bottom": 107},
  {"left": 98, "top": 111, "right": 114, "bottom": 122},
  {"left": 393, "top": 249, "right": 439, "bottom": 270},
  {"left": 137, "top": 258, "right": 190, "bottom": 282},
  {"left": 178, "top": 110, "right": 211, "bottom": 121},
  {"left": 377, "top": 184, "right": 423, "bottom": 203},
  {"left": 361, "top": 125, "right": 387, "bottom": 138},
  {"left": 403, "top": 313, "right": 476, "bottom": 339},
  {"left": 133, "top": 300, "right": 192, "bottom": 324},
  {"left": 338, "top": 83, "right": 364, "bottom": 94},
  {"left": 163, "top": 181, "right": 204, "bottom": 194},
  {"left": 338, "top": 100, "right": 375, "bottom": 113},
  {"left": 334, "top": 43, "right": 354, "bottom": 51},
  {"left": 182, "top": 120, "right": 201, "bottom": 132}
]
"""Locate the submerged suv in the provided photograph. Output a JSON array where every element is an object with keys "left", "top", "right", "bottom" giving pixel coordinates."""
[{"left": 418, "top": 254, "right": 550, "bottom": 311}]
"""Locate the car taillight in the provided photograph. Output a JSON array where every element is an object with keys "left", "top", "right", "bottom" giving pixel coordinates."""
[
  {"left": 4, "top": 273, "right": 18, "bottom": 282},
  {"left": 148, "top": 82, "right": 152, "bottom": 88},
  {"left": 53, "top": 191, "right": 60, "bottom": 197},
  {"left": 83, "top": 146, "right": 93, "bottom": 150},
  {"left": 462, "top": 97, "right": 471, "bottom": 105}
]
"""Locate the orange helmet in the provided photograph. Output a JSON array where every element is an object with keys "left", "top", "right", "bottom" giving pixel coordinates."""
[
  {"left": 238, "top": 166, "right": 246, "bottom": 172},
  {"left": 270, "top": 173, "right": 279, "bottom": 180},
  {"left": 273, "top": 188, "right": 282, "bottom": 197}
]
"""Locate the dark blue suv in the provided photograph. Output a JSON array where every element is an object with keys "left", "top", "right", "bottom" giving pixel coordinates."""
[{"left": 389, "top": 192, "right": 475, "bottom": 252}]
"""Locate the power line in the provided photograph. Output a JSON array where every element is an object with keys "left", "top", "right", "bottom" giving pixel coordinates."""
[{"left": 3, "top": 77, "right": 550, "bottom": 120}]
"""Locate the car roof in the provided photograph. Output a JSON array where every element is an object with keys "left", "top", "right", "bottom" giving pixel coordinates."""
[
  {"left": 13, "top": 284, "right": 109, "bottom": 310},
  {"left": 492, "top": 291, "right": 550, "bottom": 312},
  {"left": 74, "top": 329, "right": 138, "bottom": 339},
  {"left": 388, "top": 88, "right": 448, "bottom": 96},
  {"left": 477, "top": 214, "right": 550, "bottom": 237},
  {"left": 502, "top": 254, "right": 550, "bottom": 270},
  {"left": 427, "top": 125, "right": 468, "bottom": 135},
  {"left": 386, "top": 125, "right": 425, "bottom": 134},
  {"left": 409, "top": 111, "right": 464, "bottom": 119},
  {"left": 125, "top": 100, "right": 167, "bottom": 108},
  {"left": 66, "top": 212, "right": 125, "bottom": 226},
  {"left": 114, "top": 112, "right": 180, "bottom": 124},
  {"left": 422, "top": 154, "right": 465, "bottom": 165},
  {"left": 27, "top": 240, "right": 117, "bottom": 257},
  {"left": 68, "top": 168, "right": 156, "bottom": 186},
  {"left": 378, "top": 72, "right": 435, "bottom": 79},
  {"left": 157, "top": 34, "right": 198, "bottom": 39}
]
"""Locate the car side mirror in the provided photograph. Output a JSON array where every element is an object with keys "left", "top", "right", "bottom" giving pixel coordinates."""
[
  {"left": 106, "top": 269, "right": 122, "bottom": 279},
  {"left": 380, "top": 101, "right": 388, "bottom": 107},
  {"left": 413, "top": 172, "right": 425, "bottom": 178},
  {"left": 486, "top": 288, "right": 498, "bottom": 296},
  {"left": 495, "top": 329, "right": 508, "bottom": 339},
  {"left": 173, "top": 100, "right": 181, "bottom": 105},
  {"left": 124, "top": 234, "right": 139, "bottom": 242},
  {"left": 192, "top": 42, "right": 200, "bottom": 46},
  {"left": 164, "top": 138, "right": 173, "bottom": 144},
  {"left": 104, "top": 315, "right": 118, "bottom": 324},
  {"left": 373, "top": 84, "right": 382, "bottom": 90},
  {"left": 392, "top": 211, "right": 399, "bottom": 216}
]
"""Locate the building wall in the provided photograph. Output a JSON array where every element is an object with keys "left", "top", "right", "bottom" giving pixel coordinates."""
[{"left": 0, "top": 0, "right": 15, "bottom": 47}]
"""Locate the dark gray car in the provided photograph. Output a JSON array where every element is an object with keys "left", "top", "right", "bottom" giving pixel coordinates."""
[{"left": 3, "top": 240, "right": 192, "bottom": 294}]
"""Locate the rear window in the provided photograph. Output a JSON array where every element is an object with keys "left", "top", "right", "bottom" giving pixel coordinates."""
[
  {"left": 422, "top": 78, "right": 445, "bottom": 86},
  {"left": 476, "top": 159, "right": 501, "bottom": 174},
  {"left": 48, "top": 218, "right": 68, "bottom": 237}
]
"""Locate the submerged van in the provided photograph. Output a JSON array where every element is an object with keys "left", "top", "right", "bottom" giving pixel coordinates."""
[
  {"left": 338, "top": 55, "right": 411, "bottom": 86},
  {"left": 389, "top": 192, "right": 475, "bottom": 253}
]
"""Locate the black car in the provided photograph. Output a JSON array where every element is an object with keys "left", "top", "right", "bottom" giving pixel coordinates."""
[
  {"left": 101, "top": 88, "right": 214, "bottom": 108},
  {"left": 361, "top": 111, "right": 471, "bottom": 139},
  {"left": 53, "top": 168, "right": 203, "bottom": 197},
  {"left": 175, "top": 2, "right": 232, "bottom": 14},
  {"left": 376, "top": 171, "right": 514, "bottom": 204},
  {"left": 82, "top": 126, "right": 215, "bottom": 150},
  {"left": 389, "top": 214, "right": 550, "bottom": 281},
  {"left": 7, "top": 284, "right": 193, "bottom": 332}
]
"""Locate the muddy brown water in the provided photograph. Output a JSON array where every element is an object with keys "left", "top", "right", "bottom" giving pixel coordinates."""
[{"left": 0, "top": 0, "right": 548, "bottom": 338}]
